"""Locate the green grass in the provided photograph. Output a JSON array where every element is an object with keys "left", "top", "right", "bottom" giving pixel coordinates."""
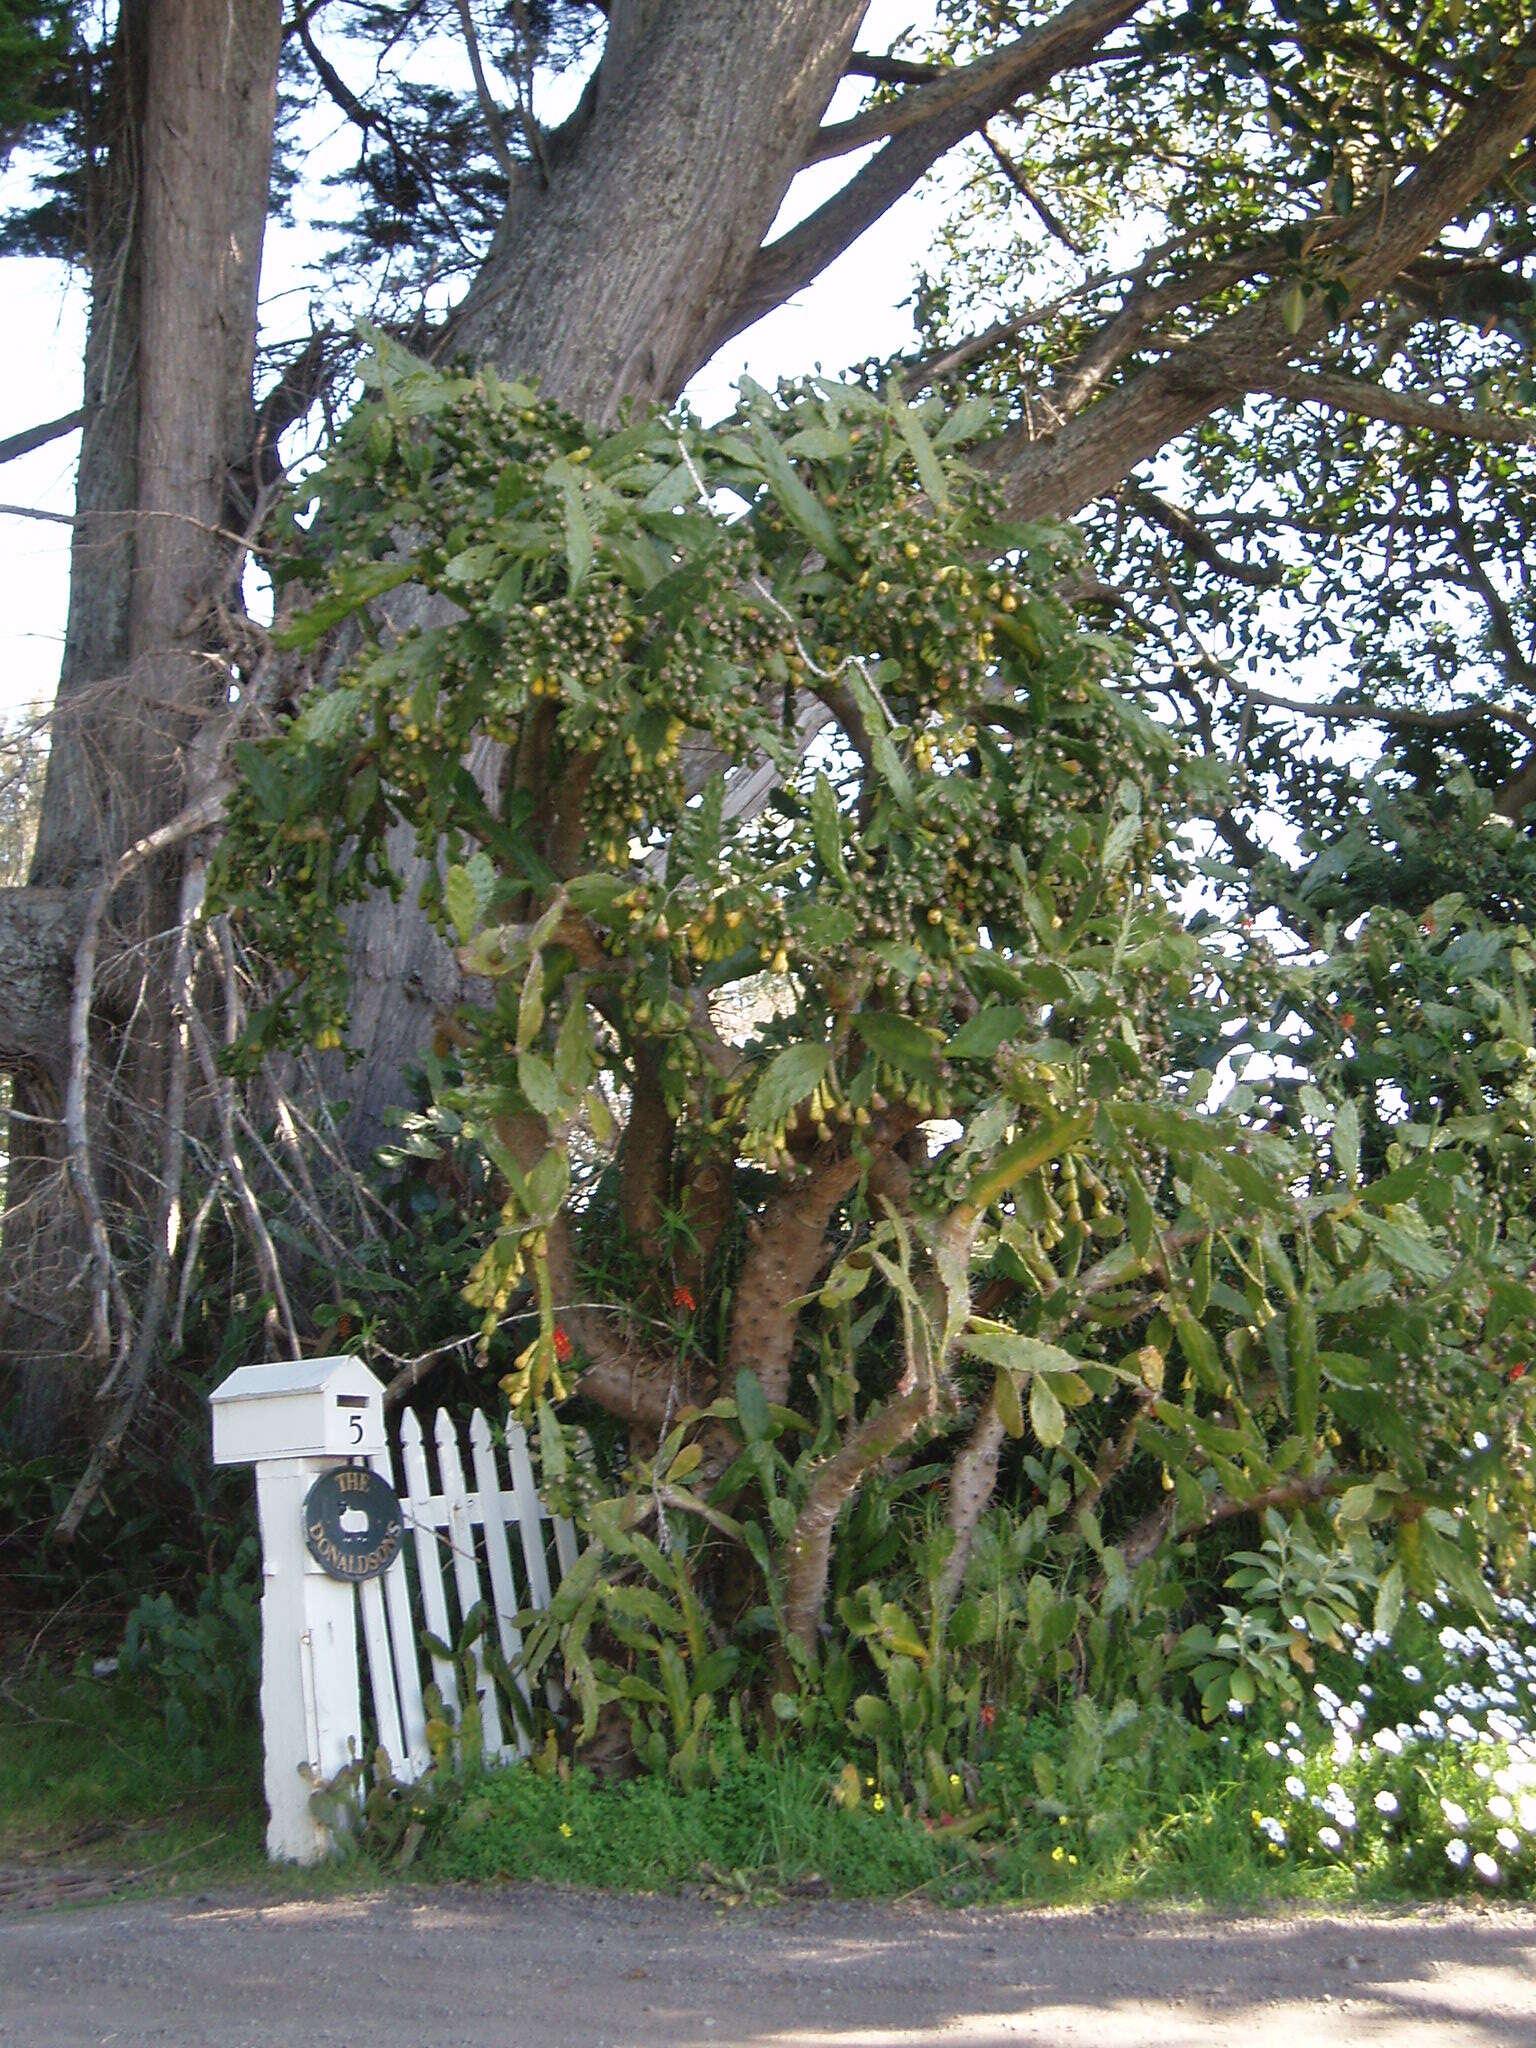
[
  {"left": 0, "top": 1665, "right": 289, "bottom": 1900},
  {"left": 420, "top": 1728, "right": 1456, "bottom": 1909}
]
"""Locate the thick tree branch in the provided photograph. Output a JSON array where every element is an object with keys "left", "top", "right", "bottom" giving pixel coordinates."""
[
  {"left": 805, "top": 0, "right": 1135, "bottom": 166},
  {"left": 1243, "top": 683, "right": 1536, "bottom": 751},
  {"left": 722, "top": 0, "right": 1141, "bottom": 346},
  {"left": 936, "top": 1380, "right": 1008, "bottom": 1612},
  {"left": 293, "top": 2, "right": 378, "bottom": 133},
  {"left": 618, "top": 1042, "right": 674, "bottom": 1272},
  {"left": 780, "top": 1384, "right": 935, "bottom": 1658},
  {"left": 1449, "top": 511, "right": 1536, "bottom": 692},
  {"left": 1261, "top": 366, "right": 1536, "bottom": 447},
  {"left": 1125, "top": 484, "right": 1287, "bottom": 589},
  {"left": 726, "top": 1121, "right": 913, "bottom": 1407},
  {"left": 779, "top": 1205, "right": 980, "bottom": 1662},
  {"left": 1119, "top": 1468, "right": 1356, "bottom": 1569},
  {"left": 0, "top": 410, "right": 85, "bottom": 468},
  {"left": 976, "top": 36, "right": 1536, "bottom": 521}
]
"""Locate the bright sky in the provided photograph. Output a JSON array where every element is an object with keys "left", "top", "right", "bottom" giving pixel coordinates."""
[{"left": 0, "top": 2, "right": 955, "bottom": 726}]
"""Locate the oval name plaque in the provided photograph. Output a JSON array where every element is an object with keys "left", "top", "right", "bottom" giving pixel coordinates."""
[{"left": 303, "top": 1466, "right": 404, "bottom": 1582}]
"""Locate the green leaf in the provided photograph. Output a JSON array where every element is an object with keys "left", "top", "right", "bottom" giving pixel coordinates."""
[
  {"left": 445, "top": 865, "right": 480, "bottom": 944},
  {"left": 640, "top": 462, "right": 697, "bottom": 514},
  {"left": 751, "top": 423, "right": 853, "bottom": 569},
  {"left": 1358, "top": 1211, "right": 1452, "bottom": 1282},
  {"left": 693, "top": 774, "right": 725, "bottom": 877},
  {"left": 809, "top": 772, "right": 846, "bottom": 880},
  {"left": 548, "top": 460, "right": 594, "bottom": 589},
  {"left": 1126, "top": 1178, "right": 1154, "bottom": 1259},
  {"left": 783, "top": 426, "right": 854, "bottom": 460},
  {"left": 1333, "top": 1100, "right": 1360, "bottom": 1183},
  {"left": 1172, "top": 1308, "right": 1224, "bottom": 1393},
  {"left": 734, "top": 1368, "right": 771, "bottom": 1444},
  {"left": 995, "top": 1366, "right": 1024, "bottom": 1438},
  {"left": 947, "top": 1006, "right": 1029, "bottom": 1060},
  {"left": 1279, "top": 279, "right": 1307, "bottom": 334},
  {"left": 525, "top": 1146, "right": 569, "bottom": 1218},
  {"left": 746, "top": 1042, "right": 832, "bottom": 1132},
  {"left": 878, "top": 1602, "right": 928, "bottom": 1661},
  {"left": 1374, "top": 1561, "right": 1404, "bottom": 1639},
  {"left": 895, "top": 403, "right": 949, "bottom": 509},
  {"left": 853, "top": 1011, "right": 941, "bottom": 1076},
  {"left": 517, "top": 958, "right": 545, "bottom": 1051},
  {"left": 275, "top": 561, "right": 414, "bottom": 648},
  {"left": 962, "top": 1327, "right": 1083, "bottom": 1377},
  {"left": 1101, "top": 813, "right": 1141, "bottom": 874},
  {"left": 1289, "top": 1300, "right": 1320, "bottom": 1446},
  {"left": 554, "top": 998, "right": 594, "bottom": 1094},
  {"left": 962, "top": 1111, "right": 1094, "bottom": 1212},
  {"left": 517, "top": 1051, "right": 562, "bottom": 1119},
  {"left": 1030, "top": 1374, "right": 1066, "bottom": 1448},
  {"left": 291, "top": 687, "right": 364, "bottom": 745},
  {"left": 933, "top": 394, "right": 995, "bottom": 447},
  {"left": 1317, "top": 1269, "right": 1391, "bottom": 1313},
  {"left": 1335, "top": 1483, "right": 1377, "bottom": 1524}
]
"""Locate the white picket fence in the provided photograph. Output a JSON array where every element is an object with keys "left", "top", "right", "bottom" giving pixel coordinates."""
[{"left": 358, "top": 1407, "right": 578, "bottom": 1782}]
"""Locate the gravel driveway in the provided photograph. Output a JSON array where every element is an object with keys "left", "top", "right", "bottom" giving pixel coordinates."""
[{"left": 4, "top": 1887, "right": 1536, "bottom": 2047}]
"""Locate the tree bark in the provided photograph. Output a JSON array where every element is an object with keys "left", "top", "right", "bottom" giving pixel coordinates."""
[{"left": 0, "top": 0, "right": 283, "bottom": 1449}]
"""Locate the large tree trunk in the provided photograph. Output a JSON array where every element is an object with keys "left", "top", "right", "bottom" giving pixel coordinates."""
[
  {"left": 0, "top": 0, "right": 283, "bottom": 1451},
  {"left": 341, "top": 0, "right": 871, "bottom": 1157}
]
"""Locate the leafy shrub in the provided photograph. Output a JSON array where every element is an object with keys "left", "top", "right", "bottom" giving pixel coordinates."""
[{"left": 119, "top": 1539, "right": 260, "bottom": 1770}]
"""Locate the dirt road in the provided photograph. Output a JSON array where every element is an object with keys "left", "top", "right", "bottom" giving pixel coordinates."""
[{"left": 3, "top": 1886, "right": 1535, "bottom": 2047}]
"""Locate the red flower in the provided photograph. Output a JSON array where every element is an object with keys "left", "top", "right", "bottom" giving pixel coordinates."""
[
  {"left": 552, "top": 1326, "right": 573, "bottom": 1364},
  {"left": 1509, "top": 1361, "right": 1528, "bottom": 1384},
  {"left": 673, "top": 1285, "right": 696, "bottom": 1313},
  {"left": 979, "top": 1703, "right": 997, "bottom": 1731}
]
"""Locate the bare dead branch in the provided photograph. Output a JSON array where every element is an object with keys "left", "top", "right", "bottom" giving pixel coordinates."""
[
  {"left": 982, "top": 128, "right": 1087, "bottom": 256},
  {"left": 1242, "top": 682, "right": 1536, "bottom": 750},
  {"left": 56, "top": 859, "right": 208, "bottom": 1539},
  {"left": 451, "top": 0, "right": 520, "bottom": 184},
  {"left": 0, "top": 502, "right": 73, "bottom": 526}
]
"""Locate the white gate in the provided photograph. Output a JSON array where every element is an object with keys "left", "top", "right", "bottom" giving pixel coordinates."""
[{"left": 359, "top": 1406, "right": 579, "bottom": 1781}]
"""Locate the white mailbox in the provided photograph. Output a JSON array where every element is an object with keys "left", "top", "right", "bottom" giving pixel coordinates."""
[
  {"left": 210, "top": 1354, "right": 385, "bottom": 1465},
  {"left": 209, "top": 1353, "right": 390, "bottom": 1864}
]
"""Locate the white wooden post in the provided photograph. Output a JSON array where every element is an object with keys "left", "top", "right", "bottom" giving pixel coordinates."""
[{"left": 210, "top": 1357, "right": 387, "bottom": 1865}]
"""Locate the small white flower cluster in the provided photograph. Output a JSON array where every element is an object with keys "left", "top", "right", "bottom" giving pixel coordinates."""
[{"left": 1258, "top": 1582, "right": 1536, "bottom": 1891}]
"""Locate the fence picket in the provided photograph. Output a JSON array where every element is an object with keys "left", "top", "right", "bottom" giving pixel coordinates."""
[
  {"left": 505, "top": 1422, "right": 554, "bottom": 1612},
  {"left": 369, "top": 1439, "right": 429, "bottom": 1780},
  {"left": 435, "top": 1406, "right": 505, "bottom": 1762},
  {"left": 356, "top": 1574, "right": 405, "bottom": 1774},
  {"left": 399, "top": 1408, "right": 458, "bottom": 1720},
  {"left": 468, "top": 1409, "right": 531, "bottom": 1754}
]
